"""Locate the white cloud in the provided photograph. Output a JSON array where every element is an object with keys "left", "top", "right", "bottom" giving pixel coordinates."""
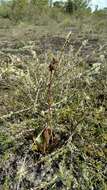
[{"left": 91, "top": 0, "right": 107, "bottom": 9}]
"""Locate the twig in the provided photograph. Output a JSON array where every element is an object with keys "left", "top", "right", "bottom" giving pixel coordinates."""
[
  {"left": 47, "top": 69, "right": 53, "bottom": 128},
  {"left": 0, "top": 106, "right": 44, "bottom": 121},
  {"left": 59, "top": 31, "right": 72, "bottom": 64},
  {"left": 46, "top": 32, "right": 72, "bottom": 129},
  {"left": 34, "top": 175, "right": 57, "bottom": 190},
  {"left": 16, "top": 155, "right": 27, "bottom": 190},
  {"left": 0, "top": 107, "right": 33, "bottom": 120}
]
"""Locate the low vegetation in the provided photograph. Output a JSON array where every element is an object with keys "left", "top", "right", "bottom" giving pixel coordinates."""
[{"left": 0, "top": 0, "right": 107, "bottom": 189}]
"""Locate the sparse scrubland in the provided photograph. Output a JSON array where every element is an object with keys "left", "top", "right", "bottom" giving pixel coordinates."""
[{"left": 0, "top": 1, "right": 107, "bottom": 190}]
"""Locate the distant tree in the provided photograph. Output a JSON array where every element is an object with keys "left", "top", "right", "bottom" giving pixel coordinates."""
[
  {"left": 0, "top": 0, "right": 11, "bottom": 18},
  {"left": 65, "top": 0, "right": 91, "bottom": 13},
  {"left": 10, "top": 0, "right": 28, "bottom": 21},
  {"left": 65, "top": 0, "right": 74, "bottom": 13},
  {"left": 49, "top": 0, "right": 53, "bottom": 7},
  {"left": 31, "top": 0, "right": 48, "bottom": 7},
  {"left": 53, "top": 1, "right": 65, "bottom": 8}
]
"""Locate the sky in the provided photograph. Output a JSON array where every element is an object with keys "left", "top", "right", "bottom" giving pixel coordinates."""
[
  {"left": 90, "top": 0, "right": 107, "bottom": 10},
  {"left": 53, "top": 0, "right": 107, "bottom": 10}
]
